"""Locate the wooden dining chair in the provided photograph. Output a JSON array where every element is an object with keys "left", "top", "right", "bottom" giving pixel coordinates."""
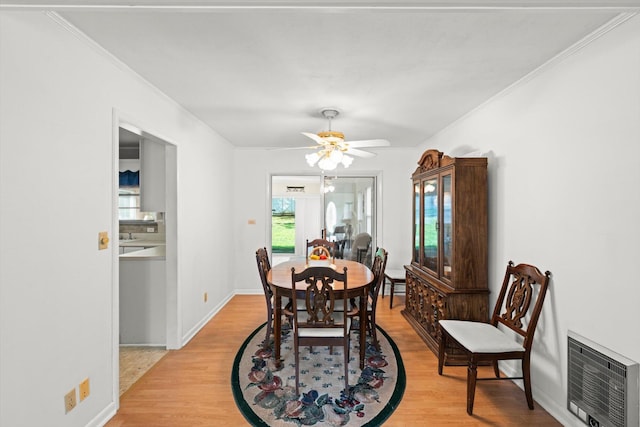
[
  {"left": 255, "top": 247, "right": 274, "bottom": 349},
  {"left": 437, "top": 261, "right": 551, "bottom": 415},
  {"left": 364, "top": 247, "right": 388, "bottom": 348},
  {"left": 289, "top": 266, "right": 350, "bottom": 395},
  {"left": 306, "top": 238, "right": 336, "bottom": 260}
]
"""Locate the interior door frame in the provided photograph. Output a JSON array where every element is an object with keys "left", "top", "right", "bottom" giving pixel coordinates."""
[{"left": 112, "top": 110, "right": 179, "bottom": 409}]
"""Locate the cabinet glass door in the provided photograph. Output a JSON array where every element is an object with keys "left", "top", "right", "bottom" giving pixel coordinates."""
[
  {"left": 442, "top": 173, "right": 452, "bottom": 280},
  {"left": 422, "top": 178, "right": 438, "bottom": 272},
  {"left": 413, "top": 181, "right": 420, "bottom": 264}
]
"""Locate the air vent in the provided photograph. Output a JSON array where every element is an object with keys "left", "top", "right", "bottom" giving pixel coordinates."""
[
  {"left": 568, "top": 331, "right": 639, "bottom": 427},
  {"left": 286, "top": 186, "right": 305, "bottom": 193}
]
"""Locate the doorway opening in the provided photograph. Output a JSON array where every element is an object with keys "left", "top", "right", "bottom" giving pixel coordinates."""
[{"left": 113, "top": 116, "right": 178, "bottom": 404}]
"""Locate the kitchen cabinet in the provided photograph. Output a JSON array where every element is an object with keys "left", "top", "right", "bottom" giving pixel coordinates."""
[
  {"left": 119, "top": 240, "right": 165, "bottom": 255},
  {"left": 120, "top": 257, "right": 166, "bottom": 345},
  {"left": 140, "top": 139, "right": 166, "bottom": 212},
  {"left": 401, "top": 149, "right": 489, "bottom": 362}
]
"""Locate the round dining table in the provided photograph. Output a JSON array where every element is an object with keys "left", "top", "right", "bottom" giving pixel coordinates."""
[{"left": 268, "top": 258, "right": 374, "bottom": 369}]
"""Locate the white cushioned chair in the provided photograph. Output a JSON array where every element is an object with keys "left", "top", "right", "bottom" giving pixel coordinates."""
[{"left": 437, "top": 261, "right": 551, "bottom": 415}]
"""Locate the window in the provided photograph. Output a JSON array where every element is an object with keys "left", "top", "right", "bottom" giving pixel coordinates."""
[{"left": 119, "top": 188, "right": 141, "bottom": 220}]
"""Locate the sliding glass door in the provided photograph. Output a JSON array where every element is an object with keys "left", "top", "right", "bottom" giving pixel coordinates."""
[{"left": 322, "top": 176, "right": 376, "bottom": 267}]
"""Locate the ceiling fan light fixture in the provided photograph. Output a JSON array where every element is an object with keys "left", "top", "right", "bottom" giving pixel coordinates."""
[
  {"left": 317, "top": 130, "right": 345, "bottom": 143},
  {"left": 318, "top": 157, "right": 337, "bottom": 171},
  {"left": 341, "top": 155, "right": 353, "bottom": 168},
  {"left": 329, "top": 148, "right": 344, "bottom": 163},
  {"left": 301, "top": 107, "right": 388, "bottom": 170},
  {"left": 305, "top": 152, "right": 320, "bottom": 166}
]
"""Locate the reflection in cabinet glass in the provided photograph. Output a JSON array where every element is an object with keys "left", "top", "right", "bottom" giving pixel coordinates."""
[
  {"left": 442, "top": 174, "right": 452, "bottom": 280},
  {"left": 413, "top": 182, "right": 420, "bottom": 263},
  {"left": 422, "top": 178, "right": 438, "bottom": 273}
]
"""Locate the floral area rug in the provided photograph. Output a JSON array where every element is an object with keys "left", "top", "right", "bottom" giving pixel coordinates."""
[{"left": 231, "top": 319, "right": 405, "bottom": 426}]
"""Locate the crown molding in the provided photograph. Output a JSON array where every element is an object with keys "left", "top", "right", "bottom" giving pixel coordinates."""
[{"left": 2, "top": 0, "right": 639, "bottom": 11}]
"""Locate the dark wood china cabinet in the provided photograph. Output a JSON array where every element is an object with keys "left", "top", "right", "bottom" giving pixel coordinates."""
[{"left": 401, "top": 149, "right": 489, "bottom": 361}]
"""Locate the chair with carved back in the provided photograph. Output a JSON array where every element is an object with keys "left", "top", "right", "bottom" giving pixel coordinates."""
[
  {"left": 289, "top": 266, "right": 350, "bottom": 396},
  {"left": 255, "top": 247, "right": 274, "bottom": 350},
  {"left": 306, "top": 238, "right": 337, "bottom": 261},
  {"left": 437, "top": 261, "right": 551, "bottom": 415},
  {"left": 364, "top": 247, "right": 388, "bottom": 348},
  {"left": 256, "top": 247, "right": 294, "bottom": 350}
]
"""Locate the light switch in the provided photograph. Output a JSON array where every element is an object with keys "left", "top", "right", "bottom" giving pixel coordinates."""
[{"left": 98, "top": 231, "right": 109, "bottom": 250}]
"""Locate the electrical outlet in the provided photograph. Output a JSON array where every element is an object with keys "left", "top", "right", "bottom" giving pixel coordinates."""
[
  {"left": 79, "top": 378, "right": 90, "bottom": 401},
  {"left": 64, "top": 388, "right": 77, "bottom": 413},
  {"left": 204, "top": 292, "right": 208, "bottom": 303}
]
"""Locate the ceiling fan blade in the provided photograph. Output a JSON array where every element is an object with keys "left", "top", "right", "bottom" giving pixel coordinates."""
[
  {"left": 301, "top": 132, "right": 326, "bottom": 145},
  {"left": 270, "top": 145, "right": 319, "bottom": 151},
  {"left": 346, "top": 139, "right": 390, "bottom": 148},
  {"left": 345, "top": 147, "right": 377, "bottom": 158}
]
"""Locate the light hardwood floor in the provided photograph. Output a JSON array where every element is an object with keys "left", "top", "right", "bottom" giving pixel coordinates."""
[{"left": 106, "top": 294, "right": 562, "bottom": 426}]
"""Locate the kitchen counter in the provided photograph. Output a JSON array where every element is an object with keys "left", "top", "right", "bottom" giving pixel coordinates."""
[
  {"left": 119, "top": 239, "right": 166, "bottom": 247},
  {"left": 119, "top": 245, "right": 166, "bottom": 260}
]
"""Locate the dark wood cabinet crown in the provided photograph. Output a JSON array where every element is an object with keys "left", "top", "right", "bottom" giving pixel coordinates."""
[{"left": 401, "top": 149, "right": 489, "bottom": 360}]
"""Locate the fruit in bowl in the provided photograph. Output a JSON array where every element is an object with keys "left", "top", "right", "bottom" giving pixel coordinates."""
[{"left": 308, "top": 246, "right": 332, "bottom": 265}]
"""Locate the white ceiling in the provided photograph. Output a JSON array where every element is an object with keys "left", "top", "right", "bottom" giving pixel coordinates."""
[{"left": 3, "top": 1, "right": 635, "bottom": 149}]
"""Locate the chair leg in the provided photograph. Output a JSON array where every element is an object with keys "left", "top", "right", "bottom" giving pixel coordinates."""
[
  {"left": 437, "top": 333, "right": 447, "bottom": 375},
  {"left": 522, "top": 356, "right": 534, "bottom": 409},
  {"left": 369, "top": 312, "right": 378, "bottom": 348},
  {"left": 264, "top": 308, "right": 273, "bottom": 349},
  {"left": 344, "top": 341, "right": 350, "bottom": 393},
  {"left": 389, "top": 280, "right": 395, "bottom": 309},
  {"left": 294, "top": 342, "right": 300, "bottom": 397},
  {"left": 493, "top": 360, "right": 500, "bottom": 378},
  {"left": 467, "top": 360, "right": 478, "bottom": 415}
]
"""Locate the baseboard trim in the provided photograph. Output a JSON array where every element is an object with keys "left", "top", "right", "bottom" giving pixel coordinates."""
[
  {"left": 181, "top": 292, "right": 234, "bottom": 346},
  {"left": 499, "top": 362, "right": 574, "bottom": 426},
  {"left": 87, "top": 400, "right": 117, "bottom": 427}
]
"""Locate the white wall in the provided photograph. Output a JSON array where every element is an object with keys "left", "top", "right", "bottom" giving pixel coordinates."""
[
  {"left": 423, "top": 14, "right": 640, "bottom": 426},
  {"left": 0, "top": 12, "right": 234, "bottom": 427}
]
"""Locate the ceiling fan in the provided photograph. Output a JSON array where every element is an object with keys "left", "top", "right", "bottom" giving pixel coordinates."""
[{"left": 302, "top": 108, "right": 390, "bottom": 171}]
